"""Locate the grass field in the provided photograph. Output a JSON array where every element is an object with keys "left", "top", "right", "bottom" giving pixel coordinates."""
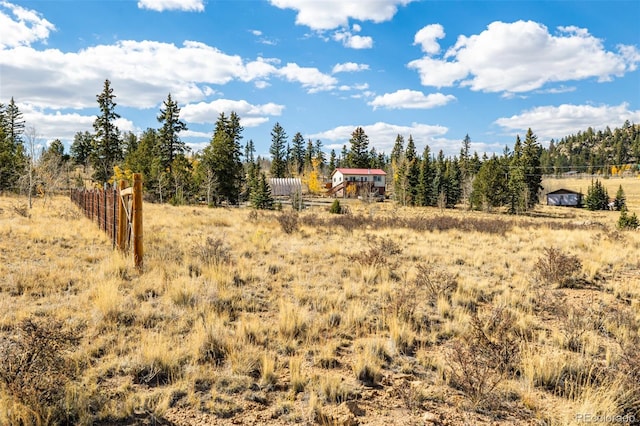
[{"left": 0, "top": 182, "right": 639, "bottom": 425}]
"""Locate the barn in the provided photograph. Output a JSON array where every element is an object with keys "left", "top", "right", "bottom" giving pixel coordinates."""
[{"left": 546, "top": 189, "right": 582, "bottom": 207}]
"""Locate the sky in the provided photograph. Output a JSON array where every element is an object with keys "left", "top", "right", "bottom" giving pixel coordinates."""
[{"left": 1, "top": 0, "right": 639, "bottom": 159}]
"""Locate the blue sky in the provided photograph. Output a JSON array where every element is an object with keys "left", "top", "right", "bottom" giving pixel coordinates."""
[{"left": 1, "top": 0, "right": 639, "bottom": 158}]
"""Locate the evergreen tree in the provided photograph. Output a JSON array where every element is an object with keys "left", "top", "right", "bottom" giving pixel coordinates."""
[
  {"left": 157, "top": 93, "right": 187, "bottom": 172},
  {"left": 328, "top": 149, "right": 337, "bottom": 175},
  {"left": 244, "top": 139, "right": 256, "bottom": 164},
  {"left": 433, "top": 150, "right": 446, "bottom": 206},
  {"left": 584, "top": 179, "right": 609, "bottom": 211},
  {"left": 507, "top": 135, "right": 527, "bottom": 214},
  {"left": 201, "top": 112, "right": 245, "bottom": 205},
  {"left": 390, "top": 134, "right": 405, "bottom": 202},
  {"left": 0, "top": 100, "right": 27, "bottom": 192},
  {"left": 346, "top": 127, "right": 370, "bottom": 168},
  {"left": 70, "top": 131, "right": 94, "bottom": 170},
  {"left": 339, "top": 145, "right": 348, "bottom": 168},
  {"left": 269, "top": 122, "right": 287, "bottom": 178},
  {"left": 92, "top": 79, "right": 122, "bottom": 183},
  {"left": 290, "top": 132, "right": 305, "bottom": 175},
  {"left": 614, "top": 185, "right": 626, "bottom": 211},
  {"left": 251, "top": 171, "right": 274, "bottom": 210},
  {"left": 314, "top": 139, "right": 326, "bottom": 170},
  {"left": 404, "top": 135, "right": 420, "bottom": 205},
  {"left": 522, "top": 128, "right": 543, "bottom": 208},
  {"left": 416, "top": 145, "right": 434, "bottom": 206},
  {"left": 443, "top": 158, "right": 461, "bottom": 208},
  {"left": 471, "top": 155, "right": 508, "bottom": 211}
]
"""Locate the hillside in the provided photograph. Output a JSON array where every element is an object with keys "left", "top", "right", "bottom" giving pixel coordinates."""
[
  {"left": 1, "top": 192, "right": 639, "bottom": 425},
  {"left": 541, "top": 122, "right": 640, "bottom": 175}
]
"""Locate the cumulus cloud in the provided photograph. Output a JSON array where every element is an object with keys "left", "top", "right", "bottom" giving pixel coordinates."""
[
  {"left": 0, "top": 40, "right": 331, "bottom": 109},
  {"left": 308, "top": 121, "right": 448, "bottom": 153},
  {"left": 269, "top": 0, "right": 414, "bottom": 30},
  {"left": 414, "top": 24, "right": 444, "bottom": 55},
  {"left": 332, "top": 62, "right": 370, "bottom": 73},
  {"left": 495, "top": 103, "right": 640, "bottom": 140},
  {"left": 137, "top": 0, "right": 204, "bottom": 12},
  {"left": 181, "top": 99, "right": 285, "bottom": 126},
  {"left": 333, "top": 26, "right": 373, "bottom": 49},
  {"left": 369, "top": 89, "right": 455, "bottom": 110},
  {"left": 0, "top": 1, "right": 55, "bottom": 48},
  {"left": 276, "top": 63, "right": 337, "bottom": 93},
  {"left": 408, "top": 20, "right": 640, "bottom": 94},
  {"left": 20, "top": 104, "right": 135, "bottom": 143}
]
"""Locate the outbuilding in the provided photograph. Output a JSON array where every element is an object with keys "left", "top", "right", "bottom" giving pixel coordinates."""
[{"left": 546, "top": 189, "right": 582, "bottom": 207}]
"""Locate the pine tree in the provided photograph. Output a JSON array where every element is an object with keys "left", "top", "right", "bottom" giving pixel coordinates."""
[
  {"left": 471, "top": 155, "right": 508, "bottom": 211},
  {"left": 346, "top": 127, "right": 370, "bottom": 168},
  {"left": 507, "top": 135, "right": 527, "bottom": 214},
  {"left": 314, "top": 139, "right": 326, "bottom": 170},
  {"left": 404, "top": 135, "right": 420, "bottom": 205},
  {"left": 251, "top": 171, "right": 274, "bottom": 210},
  {"left": 522, "top": 128, "right": 543, "bottom": 208},
  {"left": 70, "top": 131, "right": 93, "bottom": 170},
  {"left": 614, "top": 185, "right": 626, "bottom": 211},
  {"left": 328, "top": 149, "right": 337, "bottom": 175},
  {"left": 92, "top": 79, "right": 122, "bottom": 183},
  {"left": 269, "top": 122, "right": 287, "bottom": 178},
  {"left": 288, "top": 132, "right": 304, "bottom": 175},
  {"left": 416, "top": 145, "right": 434, "bottom": 206},
  {"left": 157, "top": 93, "right": 187, "bottom": 172},
  {"left": 443, "top": 158, "right": 461, "bottom": 208},
  {"left": 201, "top": 112, "right": 245, "bottom": 205},
  {"left": 0, "top": 99, "right": 27, "bottom": 192},
  {"left": 585, "top": 179, "right": 609, "bottom": 211}
]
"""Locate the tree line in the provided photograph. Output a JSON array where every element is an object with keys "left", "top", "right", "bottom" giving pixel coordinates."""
[{"left": 1, "top": 80, "right": 635, "bottom": 213}]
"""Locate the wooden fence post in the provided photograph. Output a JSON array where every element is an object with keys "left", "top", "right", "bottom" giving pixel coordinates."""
[
  {"left": 132, "top": 173, "right": 143, "bottom": 270},
  {"left": 117, "top": 180, "right": 127, "bottom": 252}
]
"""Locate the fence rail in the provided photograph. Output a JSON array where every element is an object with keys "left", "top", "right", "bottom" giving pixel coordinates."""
[{"left": 70, "top": 173, "right": 143, "bottom": 269}]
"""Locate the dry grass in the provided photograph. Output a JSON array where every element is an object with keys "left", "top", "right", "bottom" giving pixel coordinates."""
[{"left": 1, "top": 186, "right": 640, "bottom": 425}]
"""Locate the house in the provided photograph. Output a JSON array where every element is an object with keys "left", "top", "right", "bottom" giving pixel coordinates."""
[
  {"left": 329, "top": 168, "right": 386, "bottom": 198},
  {"left": 546, "top": 189, "right": 582, "bottom": 207}
]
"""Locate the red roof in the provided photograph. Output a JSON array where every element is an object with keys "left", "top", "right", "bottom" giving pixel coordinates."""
[{"left": 332, "top": 168, "right": 386, "bottom": 176}]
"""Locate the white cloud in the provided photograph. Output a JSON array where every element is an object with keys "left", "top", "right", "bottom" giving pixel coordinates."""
[
  {"left": 308, "top": 121, "right": 448, "bottom": 153},
  {"left": 0, "top": 1, "right": 55, "bottom": 48},
  {"left": 332, "top": 28, "right": 373, "bottom": 49},
  {"left": 495, "top": 103, "right": 640, "bottom": 140},
  {"left": 276, "top": 63, "right": 337, "bottom": 93},
  {"left": 181, "top": 99, "right": 284, "bottom": 126},
  {"left": 269, "top": 0, "right": 414, "bottom": 30},
  {"left": 369, "top": 89, "right": 455, "bottom": 110},
  {"left": 0, "top": 40, "right": 325, "bottom": 109},
  {"left": 332, "top": 62, "right": 370, "bottom": 73},
  {"left": 20, "top": 104, "right": 135, "bottom": 143},
  {"left": 414, "top": 24, "right": 444, "bottom": 55},
  {"left": 137, "top": 0, "right": 204, "bottom": 12},
  {"left": 408, "top": 20, "right": 640, "bottom": 93}
]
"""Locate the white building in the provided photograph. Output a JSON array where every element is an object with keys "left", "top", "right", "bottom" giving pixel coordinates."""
[{"left": 329, "top": 168, "right": 386, "bottom": 198}]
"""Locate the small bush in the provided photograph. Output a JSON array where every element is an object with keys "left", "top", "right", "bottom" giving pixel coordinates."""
[
  {"left": 192, "top": 236, "right": 230, "bottom": 266},
  {"left": 348, "top": 235, "right": 402, "bottom": 267},
  {"left": 447, "top": 307, "right": 521, "bottom": 407},
  {"left": 277, "top": 210, "right": 299, "bottom": 234},
  {"left": 617, "top": 207, "right": 639, "bottom": 230},
  {"left": 0, "top": 318, "right": 80, "bottom": 425},
  {"left": 329, "top": 199, "right": 342, "bottom": 214},
  {"left": 534, "top": 247, "right": 582, "bottom": 288}
]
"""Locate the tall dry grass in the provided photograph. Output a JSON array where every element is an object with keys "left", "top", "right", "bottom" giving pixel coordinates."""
[{"left": 0, "top": 189, "right": 639, "bottom": 425}]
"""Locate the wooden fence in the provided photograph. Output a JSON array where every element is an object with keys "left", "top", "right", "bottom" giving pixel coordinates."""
[{"left": 70, "top": 173, "right": 143, "bottom": 269}]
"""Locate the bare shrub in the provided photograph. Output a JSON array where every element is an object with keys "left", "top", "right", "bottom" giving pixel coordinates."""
[
  {"left": 414, "top": 263, "right": 458, "bottom": 307},
  {"left": 348, "top": 235, "right": 402, "bottom": 267},
  {"left": 535, "top": 247, "right": 582, "bottom": 287},
  {"left": 277, "top": 210, "right": 299, "bottom": 234},
  {"left": 192, "top": 236, "right": 230, "bottom": 266},
  {"left": 447, "top": 306, "right": 521, "bottom": 407},
  {"left": 0, "top": 318, "right": 80, "bottom": 425},
  {"left": 12, "top": 203, "right": 30, "bottom": 218}
]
